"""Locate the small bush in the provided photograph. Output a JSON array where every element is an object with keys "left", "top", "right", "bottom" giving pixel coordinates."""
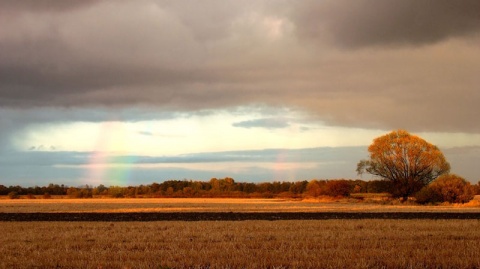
[
  {"left": 416, "top": 174, "right": 475, "bottom": 204},
  {"left": 8, "top": 191, "right": 20, "bottom": 199},
  {"left": 415, "top": 187, "right": 442, "bottom": 204},
  {"left": 429, "top": 174, "right": 475, "bottom": 203}
]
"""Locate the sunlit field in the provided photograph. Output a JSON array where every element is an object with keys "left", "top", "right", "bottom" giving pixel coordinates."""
[
  {"left": 2, "top": 198, "right": 480, "bottom": 268},
  {"left": 0, "top": 197, "right": 479, "bottom": 213},
  {"left": 1, "top": 220, "right": 480, "bottom": 268}
]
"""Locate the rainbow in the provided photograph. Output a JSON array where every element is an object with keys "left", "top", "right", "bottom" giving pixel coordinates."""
[{"left": 84, "top": 121, "right": 137, "bottom": 186}]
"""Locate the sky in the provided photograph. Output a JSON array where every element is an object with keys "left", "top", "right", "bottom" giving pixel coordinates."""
[{"left": 1, "top": 0, "right": 480, "bottom": 186}]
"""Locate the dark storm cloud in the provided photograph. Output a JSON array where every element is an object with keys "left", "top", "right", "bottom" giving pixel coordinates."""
[
  {"left": 0, "top": 107, "right": 179, "bottom": 125},
  {"left": 293, "top": 0, "right": 480, "bottom": 48},
  {"left": 0, "top": 0, "right": 100, "bottom": 13},
  {"left": 0, "top": 0, "right": 479, "bottom": 134},
  {"left": 0, "top": 0, "right": 268, "bottom": 109}
]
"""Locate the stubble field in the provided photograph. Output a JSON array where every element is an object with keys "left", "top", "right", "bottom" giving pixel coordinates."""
[
  {"left": 1, "top": 198, "right": 480, "bottom": 268},
  {"left": 1, "top": 197, "right": 480, "bottom": 213}
]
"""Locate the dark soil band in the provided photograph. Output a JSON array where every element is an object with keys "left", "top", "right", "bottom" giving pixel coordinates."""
[{"left": 1, "top": 212, "right": 480, "bottom": 221}]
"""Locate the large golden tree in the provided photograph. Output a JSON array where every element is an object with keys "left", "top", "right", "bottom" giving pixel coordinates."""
[{"left": 357, "top": 130, "right": 450, "bottom": 199}]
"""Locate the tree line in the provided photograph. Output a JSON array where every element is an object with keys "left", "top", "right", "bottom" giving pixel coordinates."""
[
  {"left": 0, "top": 178, "right": 401, "bottom": 199},
  {"left": 2, "top": 177, "right": 479, "bottom": 201}
]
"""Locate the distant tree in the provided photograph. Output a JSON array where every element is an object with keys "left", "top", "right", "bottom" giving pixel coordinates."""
[
  {"left": 256, "top": 182, "right": 273, "bottom": 193},
  {"left": 165, "top": 187, "right": 174, "bottom": 196},
  {"left": 289, "top": 181, "right": 308, "bottom": 196},
  {"left": 0, "top": 185, "right": 7, "bottom": 195},
  {"left": 66, "top": 187, "right": 80, "bottom": 198},
  {"left": 8, "top": 186, "right": 24, "bottom": 195},
  {"left": 183, "top": 187, "right": 194, "bottom": 197},
  {"left": 325, "top": 180, "right": 351, "bottom": 197},
  {"left": 136, "top": 185, "right": 151, "bottom": 196},
  {"left": 357, "top": 130, "right": 450, "bottom": 199},
  {"left": 93, "top": 184, "right": 108, "bottom": 195},
  {"left": 223, "top": 177, "right": 236, "bottom": 192},
  {"left": 81, "top": 185, "right": 93, "bottom": 198},
  {"left": 125, "top": 187, "right": 137, "bottom": 198},
  {"left": 108, "top": 186, "right": 125, "bottom": 198},
  {"left": 149, "top": 182, "right": 161, "bottom": 194},
  {"left": 306, "top": 180, "right": 323, "bottom": 197},
  {"left": 46, "top": 183, "right": 67, "bottom": 195}
]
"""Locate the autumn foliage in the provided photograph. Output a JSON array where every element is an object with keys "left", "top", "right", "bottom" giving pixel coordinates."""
[
  {"left": 357, "top": 130, "right": 450, "bottom": 199},
  {"left": 416, "top": 174, "right": 475, "bottom": 204},
  {"left": 2, "top": 178, "right": 398, "bottom": 199}
]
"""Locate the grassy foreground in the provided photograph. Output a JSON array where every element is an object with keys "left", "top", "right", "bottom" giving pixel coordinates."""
[
  {"left": 1, "top": 220, "right": 480, "bottom": 268},
  {"left": 2, "top": 198, "right": 480, "bottom": 268}
]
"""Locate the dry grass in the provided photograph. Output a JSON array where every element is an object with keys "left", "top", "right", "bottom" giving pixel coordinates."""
[
  {"left": 2, "top": 198, "right": 480, "bottom": 268},
  {"left": 1, "top": 220, "right": 480, "bottom": 268},
  {"left": 1, "top": 197, "right": 479, "bottom": 213}
]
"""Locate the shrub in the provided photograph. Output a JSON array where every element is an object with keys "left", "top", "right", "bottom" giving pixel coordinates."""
[
  {"left": 414, "top": 187, "right": 442, "bottom": 204},
  {"left": 416, "top": 174, "right": 475, "bottom": 204},
  {"left": 8, "top": 191, "right": 20, "bottom": 199},
  {"left": 429, "top": 174, "right": 475, "bottom": 203}
]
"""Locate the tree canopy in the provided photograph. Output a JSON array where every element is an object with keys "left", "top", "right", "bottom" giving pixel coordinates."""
[{"left": 357, "top": 130, "right": 450, "bottom": 199}]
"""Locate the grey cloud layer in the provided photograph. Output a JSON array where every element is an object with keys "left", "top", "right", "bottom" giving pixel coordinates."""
[
  {"left": 1, "top": 1, "right": 479, "bottom": 132},
  {"left": 0, "top": 0, "right": 100, "bottom": 13},
  {"left": 232, "top": 118, "right": 291, "bottom": 129},
  {"left": 0, "top": 147, "right": 365, "bottom": 166},
  {"left": 293, "top": 0, "right": 480, "bottom": 48}
]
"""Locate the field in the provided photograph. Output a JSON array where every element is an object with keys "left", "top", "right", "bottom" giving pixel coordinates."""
[
  {"left": 1, "top": 198, "right": 480, "bottom": 268},
  {"left": 1, "top": 197, "right": 480, "bottom": 213}
]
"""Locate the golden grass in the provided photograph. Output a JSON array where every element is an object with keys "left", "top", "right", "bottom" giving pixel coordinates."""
[
  {"left": 1, "top": 220, "right": 480, "bottom": 268},
  {"left": 1, "top": 197, "right": 479, "bottom": 213}
]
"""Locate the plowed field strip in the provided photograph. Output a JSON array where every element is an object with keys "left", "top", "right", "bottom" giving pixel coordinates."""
[{"left": 1, "top": 212, "right": 480, "bottom": 221}]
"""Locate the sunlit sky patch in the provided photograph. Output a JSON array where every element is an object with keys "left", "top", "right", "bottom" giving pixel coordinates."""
[
  {"left": 14, "top": 108, "right": 386, "bottom": 155},
  {"left": 14, "top": 108, "right": 480, "bottom": 156}
]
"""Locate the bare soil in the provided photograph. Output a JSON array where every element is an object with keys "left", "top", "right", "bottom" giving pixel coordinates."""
[{"left": 2, "top": 211, "right": 480, "bottom": 221}]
